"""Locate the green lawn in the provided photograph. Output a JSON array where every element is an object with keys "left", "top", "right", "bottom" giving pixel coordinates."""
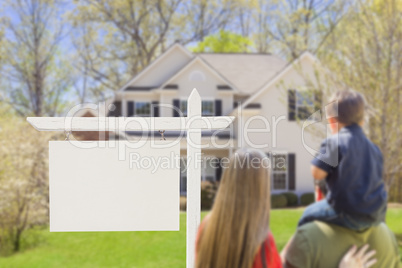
[{"left": 0, "top": 208, "right": 401, "bottom": 268}]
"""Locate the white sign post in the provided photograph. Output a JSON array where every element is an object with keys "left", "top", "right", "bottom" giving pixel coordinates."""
[
  {"left": 186, "top": 90, "right": 202, "bottom": 268},
  {"left": 27, "top": 89, "right": 234, "bottom": 268}
]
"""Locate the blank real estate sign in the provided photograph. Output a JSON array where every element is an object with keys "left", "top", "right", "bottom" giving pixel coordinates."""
[{"left": 49, "top": 141, "right": 180, "bottom": 232}]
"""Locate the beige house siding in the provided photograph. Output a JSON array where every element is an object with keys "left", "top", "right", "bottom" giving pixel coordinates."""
[
  {"left": 86, "top": 45, "right": 326, "bottom": 196},
  {"left": 160, "top": 60, "right": 234, "bottom": 117},
  {"left": 238, "top": 55, "right": 324, "bottom": 195}
]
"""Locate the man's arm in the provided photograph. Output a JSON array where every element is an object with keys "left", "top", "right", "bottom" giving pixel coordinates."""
[
  {"left": 281, "top": 235, "right": 308, "bottom": 268},
  {"left": 283, "top": 229, "right": 312, "bottom": 268},
  {"left": 280, "top": 235, "right": 294, "bottom": 265}
]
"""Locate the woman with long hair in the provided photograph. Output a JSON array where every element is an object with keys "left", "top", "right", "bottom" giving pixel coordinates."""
[
  {"left": 196, "top": 149, "right": 277, "bottom": 268},
  {"left": 195, "top": 148, "right": 376, "bottom": 268}
]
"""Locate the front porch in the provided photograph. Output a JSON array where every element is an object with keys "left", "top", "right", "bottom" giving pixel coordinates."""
[{"left": 179, "top": 148, "right": 231, "bottom": 196}]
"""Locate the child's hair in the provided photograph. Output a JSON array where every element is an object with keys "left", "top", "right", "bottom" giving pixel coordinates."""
[{"left": 326, "top": 90, "right": 366, "bottom": 125}]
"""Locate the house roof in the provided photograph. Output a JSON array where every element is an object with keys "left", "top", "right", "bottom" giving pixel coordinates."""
[
  {"left": 238, "top": 51, "right": 319, "bottom": 111},
  {"left": 198, "top": 53, "right": 287, "bottom": 95},
  {"left": 118, "top": 43, "right": 193, "bottom": 92},
  {"left": 159, "top": 56, "right": 239, "bottom": 93}
]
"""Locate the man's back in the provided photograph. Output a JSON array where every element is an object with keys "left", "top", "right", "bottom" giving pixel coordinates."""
[{"left": 285, "top": 221, "right": 400, "bottom": 268}]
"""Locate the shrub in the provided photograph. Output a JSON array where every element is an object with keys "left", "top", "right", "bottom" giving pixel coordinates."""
[
  {"left": 300, "top": 193, "right": 315, "bottom": 206},
  {"left": 282, "top": 192, "right": 299, "bottom": 207},
  {"left": 201, "top": 181, "right": 219, "bottom": 210},
  {"left": 0, "top": 116, "right": 52, "bottom": 255},
  {"left": 180, "top": 196, "right": 187, "bottom": 211},
  {"left": 271, "top": 194, "right": 288, "bottom": 208}
]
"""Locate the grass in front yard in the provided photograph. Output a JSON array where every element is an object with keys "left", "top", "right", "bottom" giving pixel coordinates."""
[
  {"left": 386, "top": 208, "right": 402, "bottom": 264},
  {"left": 0, "top": 208, "right": 400, "bottom": 268}
]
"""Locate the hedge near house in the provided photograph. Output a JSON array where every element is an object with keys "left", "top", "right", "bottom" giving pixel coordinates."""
[
  {"left": 180, "top": 196, "right": 187, "bottom": 211},
  {"left": 300, "top": 193, "right": 315, "bottom": 206},
  {"left": 200, "top": 181, "right": 219, "bottom": 210},
  {"left": 282, "top": 192, "right": 299, "bottom": 207},
  {"left": 271, "top": 194, "right": 288, "bottom": 208}
]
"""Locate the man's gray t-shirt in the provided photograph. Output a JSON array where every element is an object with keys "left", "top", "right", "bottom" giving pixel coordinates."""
[{"left": 285, "top": 221, "right": 401, "bottom": 268}]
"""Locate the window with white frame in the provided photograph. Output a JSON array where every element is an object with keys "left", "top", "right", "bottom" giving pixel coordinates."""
[
  {"left": 296, "top": 91, "right": 315, "bottom": 120},
  {"left": 272, "top": 153, "right": 287, "bottom": 190},
  {"left": 202, "top": 100, "right": 214, "bottom": 116},
  {"left": 134, "top": 102, "right": 151, "bottom": 116},
  {"left": 180, "top": 100, "right": 188, "bottom": 116}
]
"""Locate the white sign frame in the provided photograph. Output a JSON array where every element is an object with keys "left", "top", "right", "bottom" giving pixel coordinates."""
[
  {"left": 49, "top": 140, "right": 180, "bottom": 232},
  {"left": 27, "top": 89, "right": 235, "bottom": 268}
]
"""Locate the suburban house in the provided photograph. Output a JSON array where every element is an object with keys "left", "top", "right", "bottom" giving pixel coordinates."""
[{"left": 77, "top": 43, "right": 325, "bottom": 197}]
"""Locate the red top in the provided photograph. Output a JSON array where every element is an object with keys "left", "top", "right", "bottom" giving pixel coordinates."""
[
  {"left": 315, "top": 185, "right": 324, "bottom": 201},
  {"left": 251, "top": 232, "right": 282, "bottom": 268},
  {"left": 196, "top": 217, "right": 282, "bottom": 268}
]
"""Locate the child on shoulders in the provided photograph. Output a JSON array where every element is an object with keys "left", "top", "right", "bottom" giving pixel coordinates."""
[{"left": 298, "top": 90, "right": 387, "bottom": 231}]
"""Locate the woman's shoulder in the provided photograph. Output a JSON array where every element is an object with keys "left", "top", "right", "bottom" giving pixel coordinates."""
[
  {"left": 196, "top": 213, "right": 212, "bottom": 249},
  {"left": 267, "top": 232, "right": 279, "bottom": 252},
  {"left": 198, "top": 213, "right": 211, "bottom": 233},
  {"left": 252, "top": 231, "right": 282, "bottom": 268},
  {"left": 267, "top": 232, "right": 282, "bottom": 268}
]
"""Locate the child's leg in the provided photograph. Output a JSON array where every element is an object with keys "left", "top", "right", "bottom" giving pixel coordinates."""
[
  {"left": 340, "top": 213, "right": 375, "bottom": 231},
  {"left": 298, "top": 200, "right": 373, "bottom": 231},
  {"left": 298, "top": 199, "right": 337, "bottom": 227}
]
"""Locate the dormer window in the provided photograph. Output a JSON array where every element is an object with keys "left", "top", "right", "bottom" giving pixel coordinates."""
[
  {"left": 163, "top": 84, "right": 178, "bottom": 89},
  {"left": 189, "top": 70, "right": 206, "bottom": 82},
  {"left": 217, "top": 85, "right": 232, "bottom": 90}
]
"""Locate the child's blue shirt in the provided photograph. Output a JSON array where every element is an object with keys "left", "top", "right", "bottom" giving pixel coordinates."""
[{"left": 311, "top": 124, "right": 387, "bottom": 224}]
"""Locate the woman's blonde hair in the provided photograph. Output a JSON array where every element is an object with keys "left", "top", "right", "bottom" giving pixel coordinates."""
[{"left": 196, "top": 148, "right": 271, "bottom": 268}]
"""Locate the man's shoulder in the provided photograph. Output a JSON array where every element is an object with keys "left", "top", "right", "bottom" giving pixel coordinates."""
[
  {"left": 298, "top": 221, "right": 398, "bottom": 256},
  {"left": 299, "top": 221, "right": 391, "bottom": 237},
  {"left": 287, "top": 221, "right": 400, "bottom": 268},
  {"left": 295, "top": 221, "right": 343, "bottom": 242}
]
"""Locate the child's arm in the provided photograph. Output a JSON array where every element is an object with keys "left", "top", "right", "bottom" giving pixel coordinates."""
[{"left": 311, "top": 165, "right": 328, "bottom": 180}]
